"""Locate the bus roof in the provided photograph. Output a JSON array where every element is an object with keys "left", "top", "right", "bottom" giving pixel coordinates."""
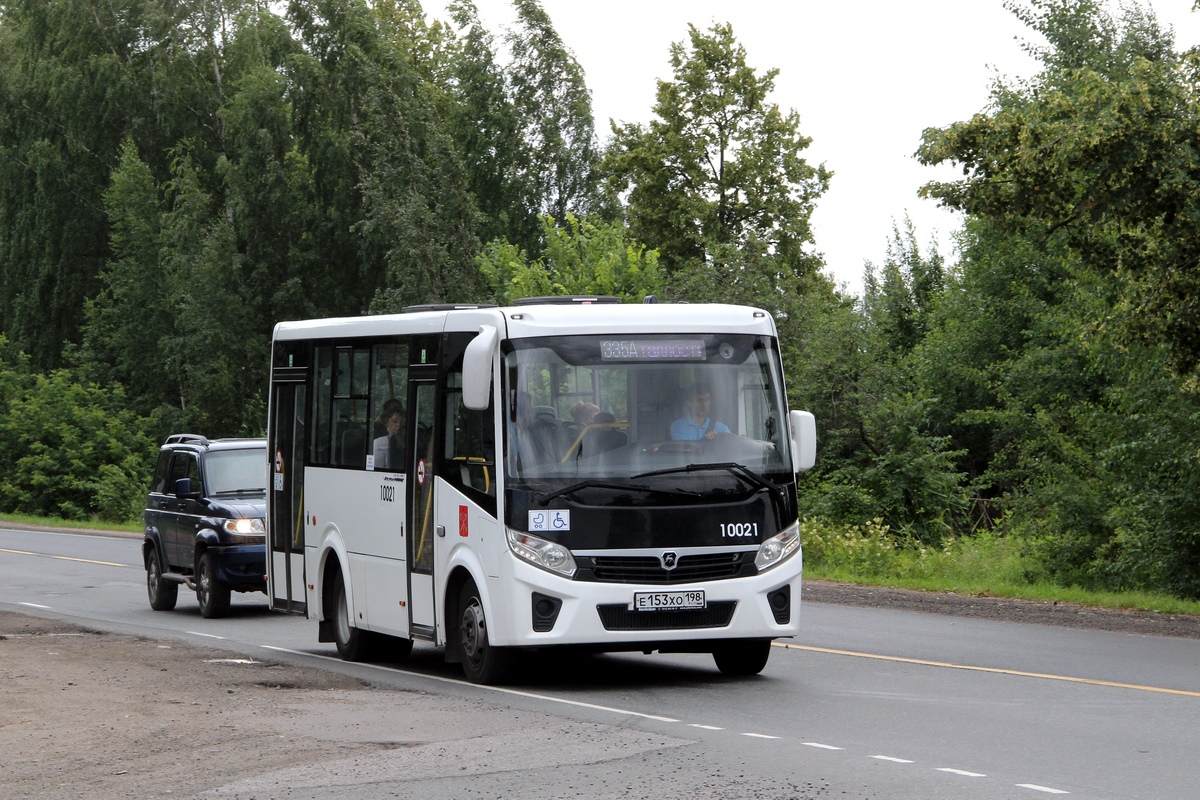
[{"left": 272, "top": 302, "right": 779, "bottom": 342}]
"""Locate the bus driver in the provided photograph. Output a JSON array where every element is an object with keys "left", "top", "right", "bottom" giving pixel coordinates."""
[{"left": 670, "top": 384, "right": 730, "bottom": 441}]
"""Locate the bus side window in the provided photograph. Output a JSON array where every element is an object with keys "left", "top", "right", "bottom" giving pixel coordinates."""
[
  {"left": 371, "top": 343, "right": 408, "bottom": 472},
  {"left": 441, "top": 333, "right": 496, "bottom": 509},
  {"left": 311, "top": 347, "right": 333, "bottom": 465},
  {"left": 331, "top": 347, "right": 370, "bottom": 468}
]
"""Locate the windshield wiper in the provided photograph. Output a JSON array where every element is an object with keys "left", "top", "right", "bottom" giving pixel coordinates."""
[
  {"left": 536, "top": 479, "right": 701, "bottom": 506},
  {"left": 632, "top": 462, "right": 786, "bottom": 524},
  {"left": 213, "top": 487, "right": 266, "bottom": 495}
]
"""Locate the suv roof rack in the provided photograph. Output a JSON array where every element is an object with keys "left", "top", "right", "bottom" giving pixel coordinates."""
[
  {"left": 511, "top": 296, "right": 621, "bottom": 306},
  {"left": 402, "top": 303, "right": 497, "bottom": 313},
  {"left": 164, "top": 434, "right": 209, "bottom": 446}
]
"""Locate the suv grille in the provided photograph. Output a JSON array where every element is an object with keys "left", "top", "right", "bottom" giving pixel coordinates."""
[
  {"left": 597, "top": 601, "right": 737, "bottom": 631},
  {"left": 583, "top": 552, "right": 748, "bottom": 584}
]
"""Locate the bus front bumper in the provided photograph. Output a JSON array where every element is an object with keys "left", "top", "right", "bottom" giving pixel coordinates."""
[{"left": 488, "top": 553, "right": 802, "bottom": 649}]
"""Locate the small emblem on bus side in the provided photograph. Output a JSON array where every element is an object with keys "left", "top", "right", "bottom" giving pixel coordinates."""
[{"left": 660, "top": 551, "right": 678, "bottom": 570}]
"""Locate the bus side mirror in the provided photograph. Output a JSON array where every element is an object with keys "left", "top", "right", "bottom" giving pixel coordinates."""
[
  {"left": 463, "top": 324, "right": 498, "bottom": 410},
  {"left": 789, "top": 410, "right": 816, "bottom": 472}
]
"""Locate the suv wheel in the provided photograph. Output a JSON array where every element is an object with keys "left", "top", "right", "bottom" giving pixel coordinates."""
[
  {"left": 197, "top": 551, "right": 232, "bottom": 618},
  {"left": 146, "top": 548, "right": 178, "bottom": 611}
]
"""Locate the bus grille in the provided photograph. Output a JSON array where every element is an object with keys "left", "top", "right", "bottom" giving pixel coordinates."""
[
  {"left": 583, "top": 553, "right": 748, "bottom": 584},
  {"left": 596, "top": 601, "right": 737, "bottom": 631}
]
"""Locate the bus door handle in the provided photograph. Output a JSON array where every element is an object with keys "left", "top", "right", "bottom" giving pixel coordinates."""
[{"left": 436, "top": 525, "right": 446, "bottom": 538}]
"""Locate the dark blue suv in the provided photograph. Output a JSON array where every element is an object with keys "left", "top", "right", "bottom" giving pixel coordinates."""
[{"left": 142, "top": 435, "right": 268, "bottom": 618}]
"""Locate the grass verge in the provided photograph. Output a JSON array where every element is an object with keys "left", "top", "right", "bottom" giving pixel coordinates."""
[
  {"left": 0, "top": 512, "right": 140, "bottom": 535},
  {"left": 801, "top": 518, "right": 1200, "bottom": 617}
]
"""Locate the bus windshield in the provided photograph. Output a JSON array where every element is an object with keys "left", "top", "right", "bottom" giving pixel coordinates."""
[{"left": 503, "top": 333, "right": 793, "bottom": 491}]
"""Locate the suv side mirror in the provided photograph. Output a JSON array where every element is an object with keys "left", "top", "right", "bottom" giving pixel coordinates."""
[
  {"left": 173, "top": 477, "right": 200, "bottom": 498},
  {"left": 789, "top": 410, "right": 816, "bottom": 472}
]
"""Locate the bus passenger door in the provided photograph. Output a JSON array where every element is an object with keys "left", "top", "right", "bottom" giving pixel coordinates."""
[
  {"left": 408, "top": 378, "right": 438, "bottom": 637},
  {"left": 268, "top": 380, "right": 307, "bottom": 614}
]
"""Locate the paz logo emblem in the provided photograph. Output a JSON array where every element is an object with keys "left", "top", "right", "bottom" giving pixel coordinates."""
[{"left": 660, "top": 551, "right": 678, "bottom": 570}]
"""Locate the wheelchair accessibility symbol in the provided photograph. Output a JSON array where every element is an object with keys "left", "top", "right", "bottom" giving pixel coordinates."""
[{"left": 528, "top": 509, "right": 570, "bottom": 532}]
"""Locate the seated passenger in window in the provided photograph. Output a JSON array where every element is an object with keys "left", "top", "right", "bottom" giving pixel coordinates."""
[
  {"left": 373, "top": 405, "right": 405, "bottom": 469},
  {"left": 584, "top": 410, "right": 627, "bottom": 454}
]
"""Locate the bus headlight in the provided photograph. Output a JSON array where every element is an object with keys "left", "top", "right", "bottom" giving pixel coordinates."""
[
  {"left": 223, "top": 518, "right": 266, "bottom": 539},
  {"left": 755, "top": 521, "right": 801, "bottom": 571},
  {"left": 507, "top": 529, "right": 577, "bottom": 578}
]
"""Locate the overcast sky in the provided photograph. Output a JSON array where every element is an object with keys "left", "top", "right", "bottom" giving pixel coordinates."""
[{"left": 425, "top": 0, "right": 1200, "bottom": 295}]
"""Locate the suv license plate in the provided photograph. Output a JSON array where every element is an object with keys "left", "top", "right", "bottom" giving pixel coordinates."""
[{"left": 632, "top": 590, "right": 706, "bottom": 611}]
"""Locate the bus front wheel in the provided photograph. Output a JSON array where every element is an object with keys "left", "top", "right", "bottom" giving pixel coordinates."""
[
  {"left": 712, "top": 639, "right": 772, "bottom": 676},
  {"left": 333, "top": 571, "right": 373, "bottom": 661},
  {"left": 458, "top": 580, "right": 515, "bottom": 685}
]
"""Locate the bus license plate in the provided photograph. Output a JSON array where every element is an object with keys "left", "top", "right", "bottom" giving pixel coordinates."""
[{"left": 632, "top": 590, "right": 706, "bottom": 611}]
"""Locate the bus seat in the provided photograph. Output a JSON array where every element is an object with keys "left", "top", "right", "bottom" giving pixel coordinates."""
[{"left": 339, "top": 424, "right": 366, "bottom": 466}]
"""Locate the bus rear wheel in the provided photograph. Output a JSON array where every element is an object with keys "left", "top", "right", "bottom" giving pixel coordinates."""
[
  {"left": 712, "top": 639, "right": 772, "bottom": 676},
  {"left": 458, "top": 580, "right": 515, "bottom": 685}
]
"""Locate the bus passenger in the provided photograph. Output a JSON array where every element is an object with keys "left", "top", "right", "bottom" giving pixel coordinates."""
[
  {"left": 670, "top": 385, "right": 730, "bottom": 441},
  {"left": 373, "top": 405, "right": 405, "bottom": 469}
]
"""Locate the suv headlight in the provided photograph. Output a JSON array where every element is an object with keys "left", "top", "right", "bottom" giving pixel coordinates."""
[
  {"left": 223, "top": 518, "right": 266, "bottom": 539},
  {"left": 507, "top": 529, "right": 577, "bottom": 578},
  {"left": 755, "top": 520, "right": 801, "bottom": 571}
]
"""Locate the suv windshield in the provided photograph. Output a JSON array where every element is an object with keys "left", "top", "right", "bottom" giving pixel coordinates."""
[
  {"left": 503, "top": 333, "right": 793, "bottom": 496},
  {"left": 204, "top": 449, "right": 267, "bottom": 495}
]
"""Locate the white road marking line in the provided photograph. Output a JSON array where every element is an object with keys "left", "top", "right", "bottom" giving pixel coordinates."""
[
  {"left": 1017, "top": 784, "right": 1070, "bottom": 794},
  {"left": 689, "top": 724, "right": 723, "bottom": 730},
  {"left": 802, "top": 742, "right": 844, "bottom": 750},
  {"left": 741, "top": 732, "right": 779, "bottom": 739},
  {"left": 259, "top": 645, "right": 681, "bottom": 722},
  {"left": 939, "top": 768, "right": 987, "bottom": 777},
  {"left": 18, "top": 602, "right": 51, "bottom": 609},
  {"left": 872, "top": 755, "right": 915, "bottom": 763},
  {"left": 187, "top": 631, "right": 227, "bottom": 639}
]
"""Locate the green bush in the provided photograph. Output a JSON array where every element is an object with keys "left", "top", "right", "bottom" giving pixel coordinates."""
[{"left": 0, "top": 358, "right": 154, "bottom": 522}]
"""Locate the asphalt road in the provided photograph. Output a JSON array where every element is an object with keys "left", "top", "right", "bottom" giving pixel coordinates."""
[{"left": 3, "top": 525, "right": 1199, "bottom": 799}]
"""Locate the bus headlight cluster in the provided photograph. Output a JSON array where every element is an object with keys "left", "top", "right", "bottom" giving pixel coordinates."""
[
  {"left": 223, "top": 518, "right": 266, "bottom": 538},
  {"left": 507, "top": 529, "right": 577, "bottom": 578},
  {"left": 755, "top": 521, "right": 801, "bottom": 572}
]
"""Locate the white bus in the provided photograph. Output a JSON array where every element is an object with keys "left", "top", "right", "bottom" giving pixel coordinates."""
[{"left": 266, "top": 297, "right": 816, "bottom": 684}]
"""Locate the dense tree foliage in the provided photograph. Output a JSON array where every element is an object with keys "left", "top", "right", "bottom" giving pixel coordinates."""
[
  {"left": 3, "top": 0, "right": 1199, "bottom": 602},
  {"left": 903, "top": 0, "right": 1200, "bottom": 594},
  {"left": 604, "top": 22, "right": 830, "bottom": 303},
  {"left": 478, "top": 214, "right": 661, "bottom": 304}
]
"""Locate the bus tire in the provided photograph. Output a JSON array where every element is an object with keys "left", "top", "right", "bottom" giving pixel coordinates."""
[
  {"left": 197, "top": 552, "right": 232, "bottom": 619},
  {"left": 458, "top": 580, "right": 515, "bottom": 685},
  {"left": 712, "top": 639, "right": 772, "bottom": 676},
  {"left": 146, "top": 547, "right": 178, "bottom": 611},
  {"left": 333, "top": 570, "right": 374, "bottom": 661}
]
